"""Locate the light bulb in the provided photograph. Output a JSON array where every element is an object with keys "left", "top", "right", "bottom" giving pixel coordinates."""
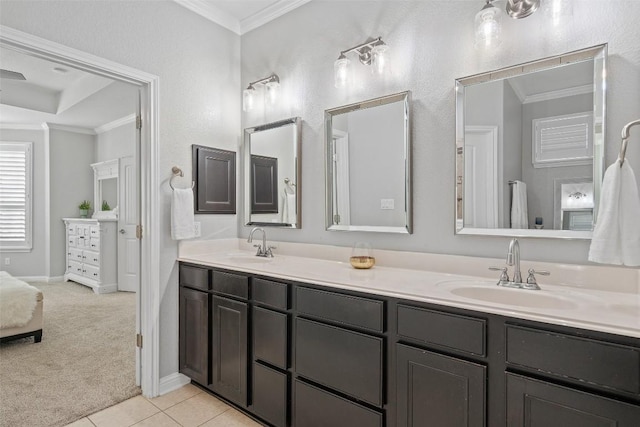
[
  {"left": 242, "top": 87, "right": 255, "bottom": 112},
  {"left": 475, "top": 1, "right": 502, "bottom": 49},
  {"left": 371, "top": 44, "right": 389, "bottom": 75},
  {"left": 265, "top": 80, "right": 279, "bottom": 106},
  {"left": 334, "top": 56, "right": 350, "bottom": 88}
]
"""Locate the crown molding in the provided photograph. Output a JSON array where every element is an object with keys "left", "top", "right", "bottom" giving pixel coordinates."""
[
  {"left": 47, "top": 123, "right": 96, "bottom": 135},
  {"left": 94, "top": 114, "right": 136, "bottom": 134},
  {"left": 175, "top": 0, "right": 241, "bottom": 34},
  {"left": 0, "top": 123, "right": 45, "bottom": 130},
  {"left": 174, "top": 0, "right": 310, "bottom": 35},
  {"left": 523, "top": 84, "right": 593, "bottom": 105},
  {"left": 241, "top": 0, "right": 312, "bottom": 34}
]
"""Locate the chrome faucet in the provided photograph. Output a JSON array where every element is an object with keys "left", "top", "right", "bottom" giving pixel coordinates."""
[
  {"left": 489, "top": 238, "right": 549, "bottom": 290},
  {"left": 247, "top": 227, "right": 275, "bottom": 257},
  {"left": 506, "top": 238, "right": 522, "bottom": 284}
]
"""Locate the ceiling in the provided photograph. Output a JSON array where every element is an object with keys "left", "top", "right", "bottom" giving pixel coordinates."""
[
  {"left": 0, "top": 46, "right": 138, "bottom": 132},
  {"left": 174, "top": 0, "right": 311, "bottom": 34}
]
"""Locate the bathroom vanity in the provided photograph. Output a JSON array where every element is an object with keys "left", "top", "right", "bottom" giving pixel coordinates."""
[{"left": 178, "top": 247, "right": 640, "bottom": 427}]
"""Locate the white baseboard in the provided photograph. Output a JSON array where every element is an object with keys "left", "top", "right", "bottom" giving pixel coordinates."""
[{"left": 158, "top": 372, "right": 191, "bottom": 396}]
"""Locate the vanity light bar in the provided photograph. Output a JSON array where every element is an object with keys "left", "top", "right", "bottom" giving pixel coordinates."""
[
  {"left": 243, "top": 74, "right": 280, "bottom": 112},
  {"left": 334, "top": 37, "right": 389, "bottom": 88}
]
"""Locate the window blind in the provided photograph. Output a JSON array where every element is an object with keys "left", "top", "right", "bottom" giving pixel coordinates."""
[{"left": 0, "top": 142, "right": 32, "bottom": 249}]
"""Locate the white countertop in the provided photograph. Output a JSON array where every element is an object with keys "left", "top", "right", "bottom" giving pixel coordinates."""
[{"left": 178, "top": 239, "right": 640, "bottom": 340}]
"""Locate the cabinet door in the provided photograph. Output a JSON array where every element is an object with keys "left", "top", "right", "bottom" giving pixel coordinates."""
[
  {"left": 179, "top": 287, "right": 209, "bottom": 385},
  {"left": 210, "top": 295, "right": 248, "bottom": 406},
  {"left": 396, "top": 344, "right": 486, "bottom": 427},
  {"left": 506, "top": 373, "right": 640, "bottom": 427}
]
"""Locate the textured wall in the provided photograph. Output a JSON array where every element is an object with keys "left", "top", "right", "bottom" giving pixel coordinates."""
[
  {"left": 240, "top": 0, "right": 640, "bottom": 265},
  {"left": 0, "top": 0, "right": 241, "bottom": 378}
]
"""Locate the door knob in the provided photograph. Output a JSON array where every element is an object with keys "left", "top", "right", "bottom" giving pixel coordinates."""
[{"left": 119, "top": 229, "right": 126, "bottom": 234}]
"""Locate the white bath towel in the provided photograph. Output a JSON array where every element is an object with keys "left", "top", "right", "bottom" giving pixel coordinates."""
[
  {"left": 0, "top": 271, "right": 39, "bottom": 328},
  {"left": 588, "top": 159, "right": 640, "bottom": 266},
  {"left": 171, "top": 188, "right": 196, "bottom": 240},
  {"left": 510, "top": 180, "right": 529, "bottom": 229},
  {"left": 282, "top": 189, "right": 297, "bottom": 224}
]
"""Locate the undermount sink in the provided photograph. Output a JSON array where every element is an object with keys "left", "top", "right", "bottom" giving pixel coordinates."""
[{"left": 436, "top": 280, "right": 577, "bottom": 310}]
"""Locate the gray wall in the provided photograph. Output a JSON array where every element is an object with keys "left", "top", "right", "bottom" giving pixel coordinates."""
[
  {"left": 240, "top": 0, "right": 640, "bottom": 264},
  {"left": 503, "top": 81, "right": 523, "bottom": 228},
  {"left": 97, "top": 120, "right": 136, "bottom": 162},
  {"left": 1, "top": 0, "right": 241, "bottom": 378},
  {"left": 0, "top": 127, "right": 47, "bottom": 277},
  {"left": 49, "top": 129, "right": 95, "bottom": 277}
]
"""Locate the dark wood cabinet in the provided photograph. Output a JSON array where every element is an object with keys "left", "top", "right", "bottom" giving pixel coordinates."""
[
  {"left": 396, "top": 343, "right": 486, "bottom": 427},
  {"left": 178, "top": 286, "right": 209, "bottom": 385},
  {"left": 178, "top": 262, "right": 640, "bottom": 427},
  {"left": 210, "top": 295, "right": 248, "bottom": 407},
  {"left": 506, "top": 373, "right": 640, "bottom": 427}
]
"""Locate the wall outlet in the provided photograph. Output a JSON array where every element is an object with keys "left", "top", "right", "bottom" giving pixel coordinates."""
[
  {"left": 4, "top": 258, "right": 10, "bottom": 266},
  {"left": 193, "top": 222, "right": 201, "bottom": 237},
  {"left": 380, "top": 199, "right": 395, "bottom": 210}
]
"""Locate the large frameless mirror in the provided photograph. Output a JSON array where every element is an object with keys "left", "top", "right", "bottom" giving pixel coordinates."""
[
  {"left": 325, "top": 91, "right": 412, "bottom": 234},
  {"left": 244, "top": 117, "right": 301, "bottom": 228},
  {"left": 455, "top": 44, "right": 606, "bottom": 239}
]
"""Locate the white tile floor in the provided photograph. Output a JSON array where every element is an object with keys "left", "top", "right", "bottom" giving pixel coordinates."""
[{"left": 65, "top": 384, "right": 262, "bottom": 427}]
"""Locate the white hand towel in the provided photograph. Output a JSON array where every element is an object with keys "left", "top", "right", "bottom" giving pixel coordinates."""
[
  {"left": 588, "top": 159, "right": 640, "bottom": 266},
  {"left": 510, "top": 180, "right": 529, "bottom": 229},
  {"left": 282, "top": 189, "right": 297, "bottom": 224},
  {"left": 171, "top": 188, "right": 195, "bottom": 240}
]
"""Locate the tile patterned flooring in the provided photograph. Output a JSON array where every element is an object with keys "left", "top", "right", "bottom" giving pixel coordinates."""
[{"left": 65, "top": 384, "right": 261, "bottom": 427}]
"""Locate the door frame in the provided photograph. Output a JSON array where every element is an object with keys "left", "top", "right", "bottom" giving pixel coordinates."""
[{"left": 1, "top": 26, "right": 161, "bottom": 397}]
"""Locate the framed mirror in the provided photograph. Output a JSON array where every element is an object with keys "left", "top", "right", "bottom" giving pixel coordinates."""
[
  {"left": 91, "top": 159, "right": 118, "bottom": 219},
  {"left": 244, "top": 117, "right": 301, "bottom": 228},
  {"left": 455, "top": 45, "right": 606, "bottom": 239},
  {"left": 325, "top": 91, "right": 412, "bottom": 234}
]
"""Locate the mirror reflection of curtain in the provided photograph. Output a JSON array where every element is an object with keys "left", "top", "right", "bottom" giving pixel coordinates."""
[{"left": 332, "top": 130, "right": 350, "bottom": 225}]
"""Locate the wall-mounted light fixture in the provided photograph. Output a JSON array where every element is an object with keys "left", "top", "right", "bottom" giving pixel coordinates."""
[
  {"left": 475, "top": 0, "right": 540, "bottom": 49},
  {"left": 242, "top": 73, "right": 280, "bottom": 112},
  {"left": 334, "top": 37, "right": 389, "bottom": 88}
]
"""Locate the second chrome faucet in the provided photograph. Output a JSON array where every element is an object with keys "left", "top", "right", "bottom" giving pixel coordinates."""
[
  {"left": 489, "top": 238, "right": 549, "bottom": 290},
  {"left": 247, "top": 227, "right": 276, "bottom": 257}
]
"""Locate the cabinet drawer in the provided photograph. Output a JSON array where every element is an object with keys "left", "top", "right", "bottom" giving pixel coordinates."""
[
  {"left": 397, "top": 304, "right": 486, "bottom": 356},
  {"left": 252, "top": 363, "right": 287, "bottom": 427},
  {"left": 69, "top": 247, "right": 84, "bottom": 262},
  {"left": 68, "top": 260, "right": 82, "bottom": 275},
  {"left": 506, "top": 325, "right": 640, "bottom": 396},
  {"left": 84, "top": 264, "right": 100, "bottom": 280},
  {"left": 83, "top": 251, "right": 100, "bottom": 266},
  {"left": 295, "top": 318, "right": 383, "bottom": 406},
  {"left": 179, "top": 265, "right": 210, "bottom": 291},
  {"left": 506, "top": 373, "right": 640, "bottom": 426},
  {"left": 68, "top": 236, "right": 77, "bottom": 247},
  {"left": 212, "top": 271, "right": 248, "bottom": 300},
  {"left": 89, "top": 225, "right": 100, "bottom": 237},
  {"left": 254, "top": 306, "right": 288, "bottom": 369},
  {"left": 296, "top": 286, "right": 384, "bottom": 332},
  {"left": 294, "top": 380, "right": 383, "bottom": 427},
  {"left": 253, "top": 278, "right": 288, "bottom": 310},
  {"left": 67, "top": 224, "right": 77, "bottom": 235},
  {"left": 89, "top": 238, "right": 100, "bottom": 250}
]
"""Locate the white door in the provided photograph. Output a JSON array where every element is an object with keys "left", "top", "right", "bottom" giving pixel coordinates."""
[
  {"left": 332, "top": 130, "right": 351, "bottom": 225},
  {"left": 464, "top": 126, "right": 499, "bottom": 228},
  {"left": 117, "top": 154, "right": 139, "bottom": 292}
]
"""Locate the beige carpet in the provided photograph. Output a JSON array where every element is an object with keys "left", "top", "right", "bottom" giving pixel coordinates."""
[{"left": 0, "top": 281, "right": 140, "bottom": 427}]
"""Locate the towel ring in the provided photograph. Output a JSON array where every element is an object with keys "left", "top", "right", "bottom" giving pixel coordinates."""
[
  {"left": 170, "top": 166, "right": 195, "bottom": 190},
  {"left": 619, "top": 119, "right": 640, "bottom": 166}
]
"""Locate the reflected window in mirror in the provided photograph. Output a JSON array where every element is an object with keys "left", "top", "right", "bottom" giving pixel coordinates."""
[
  {"left": 325, "top": 91, "right": 412, "bottom": 234},
  {"left": 455, "top": 44, "right": 606, "bottom": 239},
  {"left": 244, "top": 117, "right": 301, "bottom": 228}
]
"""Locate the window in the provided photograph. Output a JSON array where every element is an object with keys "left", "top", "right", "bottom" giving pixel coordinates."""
[{"left": 0, "top": 142, "right": 32, "bottom": 251}]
